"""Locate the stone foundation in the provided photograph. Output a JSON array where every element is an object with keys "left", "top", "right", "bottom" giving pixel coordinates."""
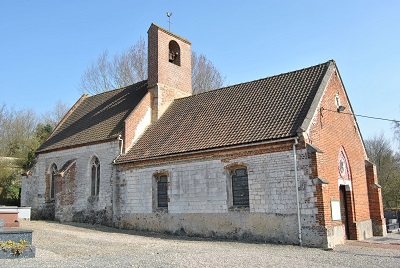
[{"left": 117, "top": 212, "right": 301, "bottom": 245}]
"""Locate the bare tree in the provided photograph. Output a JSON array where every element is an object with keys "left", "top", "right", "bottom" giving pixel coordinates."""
[
  {"left": 78, "top": 39, "right": 224, "bottom": 95},
  {"left": 0, "top": 105, "right": 37, "bottom": 158},
  {"left": 78, "top": 38, "right": 147, "bottom": 95},
  {"left": 42, "top": 100, "right": 70, "bottom": 128},
  {"left": 191, "top": 51, "right": 225, "bottom": 94},
  {"left": 365, "top": 133, "right": 400, "bottom": 208},
  {"left": 394, "top": 120, "right": 400, "bottom": 148}
]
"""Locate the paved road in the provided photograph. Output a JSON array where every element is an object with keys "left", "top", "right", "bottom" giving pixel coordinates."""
[{"left": 2, "top": 221, "right": 400, "bottom": 267}]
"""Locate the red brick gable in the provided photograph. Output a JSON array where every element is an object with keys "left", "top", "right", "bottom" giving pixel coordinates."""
[{"left": 305, "top": 68, "right": 371, "bottom": 239}]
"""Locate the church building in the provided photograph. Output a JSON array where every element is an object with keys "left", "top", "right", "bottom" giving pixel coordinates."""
[{"left": 21, "top": 24, "right": 386, "bottom": 248}]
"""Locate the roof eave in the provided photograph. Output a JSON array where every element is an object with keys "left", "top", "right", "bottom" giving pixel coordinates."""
[
  {"left": 300, "top": 60, "right": 336, "bottom": 132},
  {"left": 114, "top": 136, "right": 298, "bottom": 165},
  {"left": 36, "top": 136, "right": 120, "bottom": 155}
]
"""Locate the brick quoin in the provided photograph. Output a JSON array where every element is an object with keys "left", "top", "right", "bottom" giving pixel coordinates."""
[{"left": 365, "top": 160, "right": 386, "bottom": 236}]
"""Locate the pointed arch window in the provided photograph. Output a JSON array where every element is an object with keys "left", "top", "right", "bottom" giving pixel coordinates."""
[
  {"left": 168, "top": 40, "right": 180, "bottom": 66},
  {"left": 50, "top": 164, "right": 57, "bottom": 199},
  {"left": 91, "top": 157, "right": 100, "bottom": 196},
  {"left": 338, "top": 147, "right": 351, "bottom": 181}
]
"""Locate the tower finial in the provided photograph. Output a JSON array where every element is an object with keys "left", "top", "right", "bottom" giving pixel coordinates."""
[{"left": 166, "top": 12, "right": 173, "bottom": 31}]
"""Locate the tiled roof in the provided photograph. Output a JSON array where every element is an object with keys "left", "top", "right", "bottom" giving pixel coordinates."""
[
  {"left": 37, "top": 80, "right": 148, "bottom": 153},
  {"left": 116, "top": 61, "right": 333, "bottom": 163}
]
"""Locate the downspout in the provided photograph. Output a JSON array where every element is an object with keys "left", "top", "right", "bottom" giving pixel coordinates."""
[
  {"left": 293, "top": 137, "right": 302, "bottom": 246},
  {"left": 111, "top": 135, "right": 124, "bottom": 226},
  {"left": 117, "top": 135, "right": 124, "bottom": 155}
]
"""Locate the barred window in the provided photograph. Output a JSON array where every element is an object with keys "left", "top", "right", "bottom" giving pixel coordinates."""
[
  {"left": 157, "top": 175, "right": 168, "bottom": 208},
  {"left": 231, "top": 168, "right": 249, "bottom": 207},
  {"left": 90, "top": 157, "right": 100, "bottom": 196}
]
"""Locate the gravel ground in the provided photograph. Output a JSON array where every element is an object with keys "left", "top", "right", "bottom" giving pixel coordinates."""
[{"left": 1, "top": 220, "right": 400, "bottom": 267}]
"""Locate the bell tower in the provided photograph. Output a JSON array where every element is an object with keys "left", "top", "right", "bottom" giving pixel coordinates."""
[{"left": 147, "top": 23, "right": 192, "bottom": 121}]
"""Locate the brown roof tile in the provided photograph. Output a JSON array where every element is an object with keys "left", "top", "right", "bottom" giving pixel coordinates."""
[
  {"left": 116, "top": 61, "right": 333, "bottom": 163},
  {"left": 37, "top": 80, "right": 148, "bottom": 153}
]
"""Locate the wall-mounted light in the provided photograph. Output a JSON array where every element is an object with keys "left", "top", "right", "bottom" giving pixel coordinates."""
[{"left": 337, "top": 105, "right": 346, "bottom": 112}]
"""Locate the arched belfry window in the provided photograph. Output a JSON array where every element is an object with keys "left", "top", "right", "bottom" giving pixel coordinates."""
[
  {"left": 50, "top": 164, "right": 57, "bottom": 199},
  {"left": 90, "top": 157, "right": 100, "bottom": 196},
  {"left": 168, "top": 40, "right": 180, "bottom": 66}
]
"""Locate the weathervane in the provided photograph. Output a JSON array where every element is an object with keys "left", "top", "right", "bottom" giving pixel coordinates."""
[{"left": 166, "top": 12, "right": 173, "bottom": 31}]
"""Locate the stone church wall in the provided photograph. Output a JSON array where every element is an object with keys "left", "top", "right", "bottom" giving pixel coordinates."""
[
  {"left": 115, "top": 146, "right": 321, "bottom": 246},
  {"left": 21, "top": 140, "right": 119, "bottom": 224}
]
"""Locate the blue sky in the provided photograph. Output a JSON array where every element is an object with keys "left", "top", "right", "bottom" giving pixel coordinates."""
[{"left": 1, "top": 1, "right": 399, "bottom": 148}]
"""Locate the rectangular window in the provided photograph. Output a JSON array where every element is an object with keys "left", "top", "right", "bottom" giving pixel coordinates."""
[
  {"left": 157, "top": 175, "right": 168, "bottom": 208},
  {"left": 232, "top": 168, "right": 249, "bottom": 207},
  {"left": 50, "top": 175, "right": 55, "bottom": 199},
  {"left": 91, "top": 165, "right": 96, "bottom": 196},
  {"left": 50, "top": 164, "right": 57, "bottom": 200},
  {"left": 96, "top": 167, "right": 100, "bottom": 196}
]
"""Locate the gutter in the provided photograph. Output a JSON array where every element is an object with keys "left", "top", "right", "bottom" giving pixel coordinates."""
[{"left": 115, "top": 136, "right": 297, "bottom": 165}]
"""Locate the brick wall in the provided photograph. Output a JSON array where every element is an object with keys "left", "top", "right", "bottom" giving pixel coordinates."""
[
  {"left": 306, "top": 69, "right": 372, "bottom": 242},
  {"left": 54, "top": 161, "right": 76, "bottom": 222},
  {"left": 147, "top": 24, "right": 192, "bottom": 94},
  {"left": 147, "top": 24, "right": 192, "bottom": 121},
  {"left": 365, "top": 160, "right": 386, "bottom": 236},
  {"left": 123, "top": 93, "right": 151, "bottom": 152}
]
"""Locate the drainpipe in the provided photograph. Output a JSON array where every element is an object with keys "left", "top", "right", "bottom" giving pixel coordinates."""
[
  {"left": 112, "top": 135, "right": 124, "bottom": 226},
  {"left": 117, "top": 135, "right": 124, "bottom": 155},
  {"left": 293, "top": 137, "right": 302, "bottom": 246}
]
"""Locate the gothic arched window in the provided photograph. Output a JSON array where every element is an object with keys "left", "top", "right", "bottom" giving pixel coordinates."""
[
  {"left": 50, "top": 163, "right": 57, "bottom": 199},
  {"left": 90, "top": 157, "right": 100, "bottom": 196}
]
